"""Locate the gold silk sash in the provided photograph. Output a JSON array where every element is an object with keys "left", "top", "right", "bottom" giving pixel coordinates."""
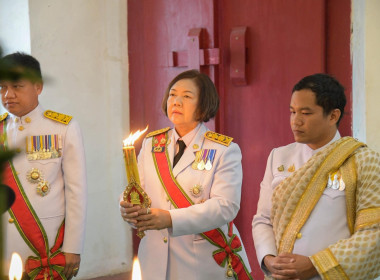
[{"left": 271, "top": 137, "right": 366, "bottom": 253}]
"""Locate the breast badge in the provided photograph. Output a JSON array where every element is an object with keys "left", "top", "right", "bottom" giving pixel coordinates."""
[
  {"left": 27, "top": 168, "right": 50, "bottom": 196},
  {"left": 287, "top": 164, "right": 295, "bottom": 172},
  {"left": 37, "top": 180, "right": 50, "bottom": 196},
  {"left": 277, "top": 165, "right": 284, "bottom": 172},
  {"left": 26, "top": 168, "right": 44, "bottom": 184},
  {"left": 190, "top": 184, "right": 203, "bottom": 197}
]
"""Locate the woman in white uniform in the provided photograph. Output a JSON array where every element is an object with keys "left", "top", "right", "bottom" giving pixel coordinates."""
[{"left": 120, "top": 70, "right": 252, "bottom": 280}]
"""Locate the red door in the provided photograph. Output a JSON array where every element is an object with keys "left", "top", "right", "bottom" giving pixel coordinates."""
[{"left": 128, "top": 1, "right": 351, "bottom": 279}]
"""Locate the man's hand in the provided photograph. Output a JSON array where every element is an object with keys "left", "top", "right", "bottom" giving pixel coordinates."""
[
  {"left": 263, "top": 253, "right": 318, "bottom": 280},
  {"left": 63, "top": 253, "right": 81, "bottom": 280}
]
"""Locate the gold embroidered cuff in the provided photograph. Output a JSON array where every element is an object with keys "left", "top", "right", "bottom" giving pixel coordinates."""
[
  {"left": 310, "top": 249, "right": 349, "bottom": 280},
  {"left": 355, "top": 207, "right": 380, "bottom": 231}
]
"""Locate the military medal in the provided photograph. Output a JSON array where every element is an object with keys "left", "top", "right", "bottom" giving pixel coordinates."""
[
  {"left": 226, "top": 255, "right": 234, "bottom": 278},
  {"left": 190, "top": 184, "right": 203, "bottom": 197},
  {"left": 327, "top": 171, "right": 345, "bottom": 191},
  {"left": 339, "top": 177, "right": 346, "bottom": 191},
  {"left": 197, "top": 149, "right": 209, "bottom": 170},
  {"left": 205, "top": 149, "right": 216, "bottom": 171},
  {"left": 26, "top": 168, "right": 43, "bottom": 184},
  {"left": 26, "top": 134, "right": 62, "bottom": 160},
  {"left": 192, "top": 151, "right": 202, "bottom": 169},
  {"left": 37, "top": 180, "right": 50, "bottom": 196}
]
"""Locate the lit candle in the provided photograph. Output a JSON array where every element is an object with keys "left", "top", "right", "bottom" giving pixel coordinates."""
[
  {"left": 131, "top": 257, "right": 142, "bottom": 280},
  {"left": 9, "top": 253, "right": 22, "bottom": 280},
  {"left": 122, "top": 126, "right": 151, "bottom": 238},
  {"left": 122, "top": 126, "right": 148, "bottom": 186}
]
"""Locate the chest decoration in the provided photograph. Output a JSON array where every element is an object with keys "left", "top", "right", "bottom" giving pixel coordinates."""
[
  {"left": 26, "top": 134, "right": 62, "bottom": 160},
  {"left": 277, "top": 164, "right": 295, "bottom": 173},
  {"left": 327, "top": 171, "right": 345, "bottom": 191},
  {"left": 152, "top": 136, "right": 166, "bottom": 153},
  {"left": 192, "top": 149, "right": 216, "bottom": 171},
  {"left": 189, "top": 184, "right": 203, "bottom": 198},
  {"left": 26, "top": 168, "right": 50, "bottom": 196}
]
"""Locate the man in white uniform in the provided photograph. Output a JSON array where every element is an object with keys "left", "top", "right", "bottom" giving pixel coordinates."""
[
  {"left": 252, "top": 73, "right": 380, "bottom": 279},
  {"left": 0, "top": 52, "right": 87, "bottom": 280}
]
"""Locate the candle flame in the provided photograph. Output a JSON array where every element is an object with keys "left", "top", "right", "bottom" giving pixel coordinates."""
[
  {"left": 123, "top": 126, "right": 148, "bottom": 146},
  {"left": 9, "top": 253, "right": 23, "bottom": 280},
  {"left": 131, "top": 257, "right": 142, "bottom": 280}
]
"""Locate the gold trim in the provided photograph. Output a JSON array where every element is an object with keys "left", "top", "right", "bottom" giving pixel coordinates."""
[
  {"left": 204, "top": 131, "right": 233, "bottom": 146},
  {"left": 310, "top": 249, "right": 349, "bottom": 280},
  {"left": 44, "top": 110, "right": 72, "bottom": 125},
  {"left": 278, "top": 138, "right": 365, "bottom": 253},
  {"left": 145, "top": 127, "right": 171, "bottom": 138},
  {"left": 355, "top": 207, "right": 380, "bottom": 231},
  {"left": 341, "top": 157, "right": 357, "bottom": 234},
  {"left": 0, "top": 112, "right": 8, "bottom": 122}
]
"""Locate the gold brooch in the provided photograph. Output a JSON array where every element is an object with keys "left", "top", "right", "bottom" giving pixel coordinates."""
[
  {"left": 37, "top": 180, "right": 50, "bottom": 196},
  {"left": 27, "top": 168, "right": 43, "bottom": 184},
  {"left": 190, "top": 184, "right": 203, "bottom": 197}
]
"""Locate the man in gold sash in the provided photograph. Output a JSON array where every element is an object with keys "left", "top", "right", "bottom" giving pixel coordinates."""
[{"left": 252, "top": 73, "right": 380, "bottom": 279}]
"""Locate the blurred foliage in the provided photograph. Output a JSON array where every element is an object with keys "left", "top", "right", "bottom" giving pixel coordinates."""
[
  {"left": 0, "top": 46, "right": 16, "bottom": 212},
  {"left": 0, "top": 46, "right": 41, "bottom": 83}
]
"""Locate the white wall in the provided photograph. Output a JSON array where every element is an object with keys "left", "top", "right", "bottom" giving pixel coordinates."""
[
  {"left": 28, "top": 0, "right": 132, "bottom": 278},
  {"left": 364, "top": 0, "right": 380, "bottom": 153},
  {"left": 352, "top": 0, "right": 380, "bottom": 154},
  {"left": 0, "top": 0, "right": 31, "bottom": 55}
]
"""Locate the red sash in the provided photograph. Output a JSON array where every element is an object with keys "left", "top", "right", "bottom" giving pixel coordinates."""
[
  {"left": 152, "top": 132, "right": 252, "bottom": 280},
  {"left": 0, "top": 120, "right": 66, "bottom": 280}
]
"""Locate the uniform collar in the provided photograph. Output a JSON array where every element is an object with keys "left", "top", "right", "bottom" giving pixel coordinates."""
[
  {"left": 9, "top": 104, "right": 44, "bottom": 124},
  {"left": 173, "top": 123, "right": 202, "bottom": 147},
  {"left": 312, "top": 130, "right": 341, "bottom": 155}
]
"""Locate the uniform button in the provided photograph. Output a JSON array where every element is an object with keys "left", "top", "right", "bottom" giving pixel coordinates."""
[
  {"left": 296, "top": 232, "right": 302, "bottom": 239},
  {"left": 9, "top": 218, "right": 15, "bottom": 223},
  {"left": 25, "top": 117, "right": 31, "bottom": 123},
  {"left": 163, "top": 237, "right": 168, "bottom": 243},
  {"left": 166, "top": 197, "right": 170, "bottom": 202},
  {"left": 16, "top": 148, "right": 21, "bottom": 153},
  {"left": 18, "top": 126, "right": 24, "bottom": 131},
  {"left": 15, "top": 118, "right": 19, "bottom": 123}
]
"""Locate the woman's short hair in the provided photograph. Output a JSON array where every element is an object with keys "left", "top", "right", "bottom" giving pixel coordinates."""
[{"left": 161, "top": 69, "right": 219, "bottom": 122}]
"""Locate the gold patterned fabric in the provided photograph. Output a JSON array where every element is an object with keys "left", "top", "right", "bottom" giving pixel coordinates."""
[{"left": 271, "top": 137, "right": 380, "bottom": 279}]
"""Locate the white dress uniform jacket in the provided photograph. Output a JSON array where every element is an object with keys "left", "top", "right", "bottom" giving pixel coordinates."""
[
  {"left": 252, "top": 132, "right": 348, "bottom": 280},
  {"left": 136, "top": 123, "right": 251, "bottom": 280},
  {"left": 3, "top": 105, "right": 87, "bottom": 272}
]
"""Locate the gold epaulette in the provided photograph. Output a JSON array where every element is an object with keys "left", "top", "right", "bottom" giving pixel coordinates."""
[
  {"left": 145, "top": 127, "right": 171, "bottom": 138},
  {"left": 0, "top": 112, "right": 8, "bottom": 122},
  {"left": 44, "top": 110, "right": 72, "bottom": 125},
  {"left": 204, "top": 131, "right": 233, "bottom": 146}
]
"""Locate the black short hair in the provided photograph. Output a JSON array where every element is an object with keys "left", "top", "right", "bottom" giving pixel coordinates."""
[
  {"left": 292, "top": 73, "right": 346, "bottom": 126},
  {"left": 162, "top": 70, "right": 219, "bottom": 122},
  {"left": 0, "top": 52, "right": 42, "bottom": 83}
]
